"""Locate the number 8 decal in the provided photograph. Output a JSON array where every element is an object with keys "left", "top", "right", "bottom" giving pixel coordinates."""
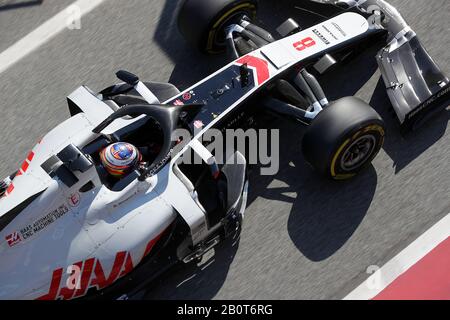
[{"left": 293, "top": 37, "right": 316, "bottom": 51}]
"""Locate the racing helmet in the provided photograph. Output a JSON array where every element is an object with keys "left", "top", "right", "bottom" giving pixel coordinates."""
[{"left": 100, "top": 142, "right": 142, "bottom": 178}]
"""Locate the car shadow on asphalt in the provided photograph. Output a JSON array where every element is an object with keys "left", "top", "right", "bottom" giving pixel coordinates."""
[
  {"left": 246, "top": 117, "right": 378, "bottom": 262},
  {"left": 144, "top": 115, "right": 377, "bottom": 299},
  {"left": 369, "top": 78, "right": 450, "bottom": 174},
  {"left": 143, "top": 235, "right": 240, "bottom": 300}
]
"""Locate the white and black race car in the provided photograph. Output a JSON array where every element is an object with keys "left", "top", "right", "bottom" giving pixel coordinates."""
[{"left": 0, "top": 0, "right": 448, "bottom": 300}]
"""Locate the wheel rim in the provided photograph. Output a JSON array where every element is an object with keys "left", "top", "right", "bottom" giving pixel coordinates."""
[{"left": 340, "top": 134, "right": 377, "bottom": 171}]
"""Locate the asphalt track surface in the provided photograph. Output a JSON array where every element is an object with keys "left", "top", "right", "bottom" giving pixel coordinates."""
[{"left": 0, "top": 0, "right": 448, "bottom": 300}]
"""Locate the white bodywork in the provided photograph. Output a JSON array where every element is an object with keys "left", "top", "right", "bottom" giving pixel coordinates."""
[
  {"left": 0, "top": 12, "right": 369, "bottom": 300},
  {"left": 0, "top": 92, "right": 176, "bottom": 300}
]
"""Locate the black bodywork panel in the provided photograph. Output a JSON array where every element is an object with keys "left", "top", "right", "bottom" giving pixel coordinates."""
[
  {"left": 0, "top": 191, "right": 45, "bottom": 233},
  {"left": 166, "top": 64, "right": 257, "bottom": 132},
  {"left": 41, "top": 144, "right": 93, "bottom": 188}
]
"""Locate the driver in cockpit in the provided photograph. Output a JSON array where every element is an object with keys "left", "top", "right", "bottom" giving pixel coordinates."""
[
  {"left": 100, "top": 142, "right": 143, "bottom": 179},
  {"left": 1, "top": 142, "right": 150, "bottom": 196}
]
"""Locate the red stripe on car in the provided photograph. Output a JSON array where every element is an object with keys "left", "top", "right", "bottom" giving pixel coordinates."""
[
  {"left": 20, "top": 161, "right": 30, "bottom": 173},
  {"left": 236, "top": 55, "right": 270, "bottom": 85},
  {"left": 27, "top": 151, "right": 35, "bottom": 162},
  {"left": 6, "top": 183, "right": 14, "bottom": 195},
  {"left": 17, "top": 151, "right": 35, "bottom": 176},
  {"left": 142, "top": 231, "right": 165, "bottom": 258}
]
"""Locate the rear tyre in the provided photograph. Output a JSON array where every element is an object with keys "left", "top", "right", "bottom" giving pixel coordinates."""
[
  {"left": 302, "top": 97, "right": 385, "bottom": 180},
  {"left": 178, "top": 0, "right": 258, "bottom": 54}
]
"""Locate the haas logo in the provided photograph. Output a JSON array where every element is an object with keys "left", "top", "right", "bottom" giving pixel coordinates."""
[
  {"left": 5, "top": 232, "right": 22, "bottom": 247},
  {"left": 36, "top": 233, "right": 164, "bottom": 300},
  {"left": 37, "top": 251, "right": 135, "bottom": 300},
  {"left": 67, "top": 193, "right": 80, "bottom": 207}
]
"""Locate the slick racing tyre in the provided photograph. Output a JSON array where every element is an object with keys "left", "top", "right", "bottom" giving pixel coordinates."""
[
  {"left": 302, "top": 97, "right": 385, "bottom": 180},
  {"left": 178, "top": 0, "right": 258, "bottom": 54}
]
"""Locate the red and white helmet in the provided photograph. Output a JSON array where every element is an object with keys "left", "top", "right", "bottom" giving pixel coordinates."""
[{"left": 100, "top": 142, "right": 141, "bottom": 177}]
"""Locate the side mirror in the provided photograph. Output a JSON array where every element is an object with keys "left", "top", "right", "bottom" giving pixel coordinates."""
[{"left": 116, "top": 70, "right": 139, "bottom": 86}]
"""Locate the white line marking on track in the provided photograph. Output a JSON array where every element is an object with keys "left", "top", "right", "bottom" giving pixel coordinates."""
[
  {"left": 0, "top": 0, "right": 107, "bottom": 75},
  {"left": 344, "top": 213, "right": 450, "bottom": 300}
]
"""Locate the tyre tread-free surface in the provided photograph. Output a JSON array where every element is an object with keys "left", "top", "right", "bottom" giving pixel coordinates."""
[
  {"left": 178, "top": 0, "right": 257, "bottom": 53},
  {"left": 302, "top": 97, "right": 385, "bottom": 179}
]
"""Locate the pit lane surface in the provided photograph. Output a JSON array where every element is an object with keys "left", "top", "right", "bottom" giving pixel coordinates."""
[{"left": 0, "top": 0, "right": 448, "bottom": 299}]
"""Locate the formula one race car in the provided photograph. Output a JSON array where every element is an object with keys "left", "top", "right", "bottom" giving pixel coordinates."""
[{"left": 0, "top": 0, "right": 448, "bottom": 300}]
